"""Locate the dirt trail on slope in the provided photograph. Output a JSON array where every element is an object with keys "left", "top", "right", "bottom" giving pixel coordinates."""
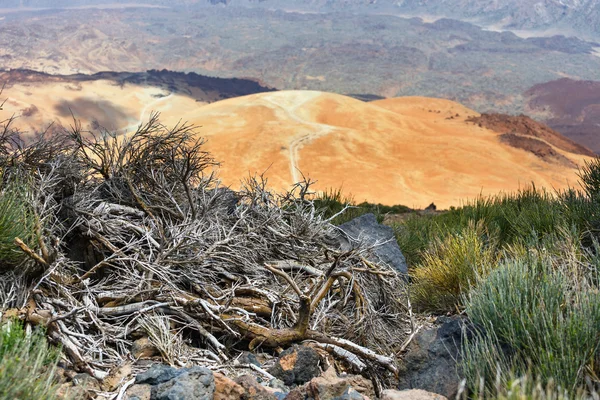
[
  {"left": 119, "top": 92, "right": 173, "bottom": 134},
  {"left": 260, "top": 91, "right": 336, "bottom": 183}
]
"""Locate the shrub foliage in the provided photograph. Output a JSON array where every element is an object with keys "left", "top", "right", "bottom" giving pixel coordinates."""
[{"left": 0, "top": 322, "right": 61, "bottom": 400}]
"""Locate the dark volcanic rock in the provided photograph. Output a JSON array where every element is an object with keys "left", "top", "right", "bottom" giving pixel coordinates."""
[
  {"left": 136, "top": 365, "right": 185, "bottom": 386},
  {"left": 398, "top": 316, "right": 470, "bottom": 399},
  {"left": 134, "top": 364, "right": 216, "bottom": 400},
  {"left": 153, "top": 366, "right": 215, "bottom": 400},
  {"left": 268, "top": 345, "right": 321, "bottom": 386},
  {"left": 338, "top": 213, "right": 407, "bottom": 275}
]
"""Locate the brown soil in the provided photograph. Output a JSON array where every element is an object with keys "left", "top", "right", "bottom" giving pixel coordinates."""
[
  {"left": 498, "top": 133, "right": 577, "bottom": 168},
  {"left": 467, "top": 113, "right": 595, "bottom": 157}
]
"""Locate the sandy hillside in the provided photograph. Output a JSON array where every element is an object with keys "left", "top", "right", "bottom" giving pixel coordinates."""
[
  {"left": 171, "top": 91, "right": 589, "bottom": 209},
  {"left": 2, "top": 84, "right": 590, "bottom": 208},
  {"left": 1, "top": 79, "right": 201, "bottom": 136}
]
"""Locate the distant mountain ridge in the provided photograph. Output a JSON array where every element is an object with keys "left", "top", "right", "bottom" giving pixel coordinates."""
[
  {"left": 392, "top": 0, "right": 600, "bottom": 38},
  {"left": 5, "top": 0, "right": 599, "bottom": 38}
]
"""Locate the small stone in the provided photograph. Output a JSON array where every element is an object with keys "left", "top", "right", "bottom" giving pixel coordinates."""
[
  {"left": 306, "top": 371, "right": 352, "bottom": 400},
  {"left": 153, "top": 366, "right": 215, "bottom": 400},
  {"left": 214, "top": 372, "right": 246, "bottom": 400},
  {"left": 333, "top": 387, "right": 365, "bottom": 400},
  {"left": 56, "top": 382, "right": 87, "bottom": 400},
  {"left": 132, "top": 337, "right": 159, "bottom": 359},
  {"left": 235, "top": 375, "right": 278, "bottom": 400},
  {"left": 268, "top": 345, "right": 321, "bottom": 386},
  {"left": 283, "top": 389, "right": 304, "bottom": 400},
  {"left": 136, "top": 364, "right": 183, "bottom": 386},
  {"left": 238, "top": 351, "right": 261, "bottom": 367},
  {"left": 381, "top": 389, "right": 448, "bottom": 400},
  {"left": 343, "top": 375, "right": 375, "bottom": 399}
]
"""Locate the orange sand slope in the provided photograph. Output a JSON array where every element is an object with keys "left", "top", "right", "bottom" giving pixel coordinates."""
[
  {"left": 179, "top": 91, "right": 589, "bottom": 209},
  {"left": 2, "top": 84, "right": 589, "bottom": 209}
]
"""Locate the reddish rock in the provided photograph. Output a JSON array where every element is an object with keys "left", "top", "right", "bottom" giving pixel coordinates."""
[
  {"left": 214, "top": 373, "right": 246, "bottom": 400},
  {"left": 234, "top": 374, "right": 277, "bottom": 400},
  {"left": 306, "top": 367, "right": 364, "bottom": 400},
  {"left": 283, "top": 389, "right": 304, "bottom": 400}
]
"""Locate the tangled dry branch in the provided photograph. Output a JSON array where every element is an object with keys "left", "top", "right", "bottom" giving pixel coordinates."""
[{"left": 0, "top": 113, "right": 410, "bottom": 388}]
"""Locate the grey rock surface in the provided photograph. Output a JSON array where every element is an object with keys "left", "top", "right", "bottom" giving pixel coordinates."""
[
  {"left": 136, "top": 364, "right": 184, "bottom": 386},
  {"left": 397, "top": 316, "right": 469, "bottom": 399},
  {"left": 153, "top": 366, "right": 215, "bottom": 400},
  {"left": 338, "top": 213, "right": 407, "bottom": 275}
]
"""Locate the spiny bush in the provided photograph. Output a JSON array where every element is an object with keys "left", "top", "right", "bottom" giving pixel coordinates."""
[
  {"left": 0, "top": 178, "right": 39, "bottom": 268},
  {"left": 578, "top": 157, "right": 600, "bottom": 200},
  {"left": 411, "top": 221, "right": 498, "bottom": 313},
  {"left": 0, "top": 321, "right": 61, "bottom": 400},
  {"left": 461, "top": 255, "right": 600, "bottom": 397}
]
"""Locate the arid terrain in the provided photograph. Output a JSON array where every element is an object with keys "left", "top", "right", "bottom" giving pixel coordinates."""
[
  {"left": 1, "top": 5, "right": 600, "bottom": 115},
  {"left": 4, "top": 0, "right": 600, "bottom": 39},
  {"left": 2, "top": 74, "right": 589, "bottom": 209},
  {"left": 525, "top": 78, "right": 600, "bottom": 153},
  {"left": 0, "top": 3, "right": 597, "bottom": 207},
  {"left": 0, "top": 69, "right": 272, "bottom": 138}
]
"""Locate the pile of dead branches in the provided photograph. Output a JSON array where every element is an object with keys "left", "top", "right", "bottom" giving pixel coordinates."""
[{"left": 0, "top": 111, "right": 411, "bottom": 389}]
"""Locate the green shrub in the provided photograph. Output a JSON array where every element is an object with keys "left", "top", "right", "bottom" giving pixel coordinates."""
[
  {"left": 411, "top": 221, "right": 498, "bottom": 313},
  {"left": 0, "top": 321, "right": 61, "bottom": 400},
  {"left": 461, "top": 257, "right": 600, "bottom": 397},
  {"left": 0, "top": 179, "right": 39, "bottom": 267},
  {"left": 577, "top": 157, "right": 600, "bottom": 200},
  {"left": 394, "top": 186, "right": 564, "bottom": 267},
  {"left": 462, "top": 373, "right": 594, "bottom": 400}
]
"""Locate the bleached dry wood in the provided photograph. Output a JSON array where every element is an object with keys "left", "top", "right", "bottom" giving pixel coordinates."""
[
  {"left": 233, "top": 363, "right": 276, "bottom": 380},
  {"left": 309, "top": 342, "right": 367, "bottom": 372},
  {"left": 114, "top": 378, "right": 136, "bottom": 400},
  {"left": 0, "top": 115, "right": 409, "bottom": 385}
]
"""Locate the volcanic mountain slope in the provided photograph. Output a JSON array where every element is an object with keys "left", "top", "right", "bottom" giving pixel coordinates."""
[
  {"left": 466, "top": 113, "right": 594, "bottom": 156},
  {"left": 162, "top": 91, "right": 590, "bottom": 209},
  {"left": 2, "top": 79, "right": 589, "bottom": 208}
]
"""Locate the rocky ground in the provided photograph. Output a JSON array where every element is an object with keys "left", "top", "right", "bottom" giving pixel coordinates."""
[{"left": 58, "top": 317, "right": 464, "bottom": 400}]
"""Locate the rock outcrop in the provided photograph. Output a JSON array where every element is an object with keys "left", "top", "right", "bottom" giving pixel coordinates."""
[
  {"left": 397, "top": 316, "right": 469, "bottom": 399},
  {"left": 338, "top": 213, "right": 408, "bottom": 275}
]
